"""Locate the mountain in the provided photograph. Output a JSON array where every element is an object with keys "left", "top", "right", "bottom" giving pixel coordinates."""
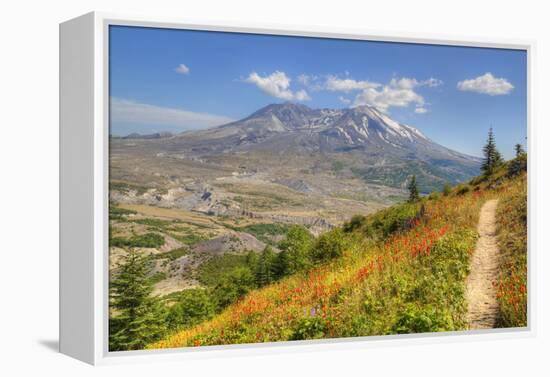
[{"left": 151, "top": 103, "right": 480, "bottom": 192}]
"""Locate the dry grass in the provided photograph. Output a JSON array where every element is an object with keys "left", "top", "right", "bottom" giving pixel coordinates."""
[{"left": 495, "top": 174, "right": 527, "bottom": 327}]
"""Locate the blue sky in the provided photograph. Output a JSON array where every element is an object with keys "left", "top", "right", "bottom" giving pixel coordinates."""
[{"left": 110, "top": 25, "right": 527, "bottom": 159}]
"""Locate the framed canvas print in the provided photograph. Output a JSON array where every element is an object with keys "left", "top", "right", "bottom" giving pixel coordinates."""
[{"left": 60, "top": 12, "right": 533, "bottom": 365}]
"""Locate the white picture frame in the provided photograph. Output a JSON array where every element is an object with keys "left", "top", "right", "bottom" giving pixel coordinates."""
[{"left": 59, "top": 11, "right": 535, "bottom": 365}]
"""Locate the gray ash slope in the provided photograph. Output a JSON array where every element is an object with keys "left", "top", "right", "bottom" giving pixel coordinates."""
[{"left": 133, "top": 103, "right": 481, "bottom": 193}]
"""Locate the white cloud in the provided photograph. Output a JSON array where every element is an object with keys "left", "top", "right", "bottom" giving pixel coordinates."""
[
  {"left": 457, "top": 73, "right": 513, "bottom": 95},
  {"left": 297, "top": 74, "right": 312, "bottom": 86},
  {"left": 110, "top": 97, "right": 234, "bottom": 134},
  {"left": 294, "top": 89, "right": 311, "bottom": 101},
  {"left": 353, "top": 85, "right": 425, "bottom": 112},
  {"left": 389, "top": 77, "right": 419, "bottom": 90},
  {"left": 175, "top": 63, "right": 190, "bottom": 74},
  {"left": 245, "top": 71, "right": 311, "bottom": 101},
  {"left": 338, "top": 96, "right": 351, "bottom": 105},
  {"left": 424, "top": 77, "right": 444, "bottom": 88},
  {"left": 320, "top": 75, "right": 440, "bottom": 113},
  {"left": 246, "top": 71, "right": 441, "bottom": 112},
  {"left": 325, "top": 75, "right": 380, "bottom": 92},
  {"left": 297, "top": 74, "right": 326, "bottom": 91},
  {"left": 389, "top": 77, "right": 443, "bottom": 89}
]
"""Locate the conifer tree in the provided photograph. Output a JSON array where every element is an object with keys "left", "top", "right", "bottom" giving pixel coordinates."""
[
  {"left": 212, "top": 267, "right": 255, "bottom": 309},
  {"left": 508, "top": 142, "right": 527, "bottom": 177},
  {"left": 310, "top": 228, "right": 346, "bottom": 263},
  {"left": 481, "top": 127, "right": 503, "bottom": 175},
  {"left": 255, "top": 246, "right": 276, "bottom": 287},
  {"left": 274, "top": 246, "right": 290, "bottom": 279},
  {"left": 245, "top": 250, "right": 259, "bottom": 270},
  {"left": 515, "top": 143, "right": 525, "bottom": 157},
  {"left": 277, "top": 226, "right": 313, "bottom": 276},
  {"left": 407, "top": 175, "right": 420, "bottom": 202},
  {"left": 109, "top": 249, "right": 166, "bottom": 351}
]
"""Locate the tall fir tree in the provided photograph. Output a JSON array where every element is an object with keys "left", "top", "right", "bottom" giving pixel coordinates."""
[
  {"left": 245, "top": 250, "right": 259, "bottom": 270},
  {"left": 255, "top": 246, "right": 276, "bottom": 287},
  {"left": 508, "top": 142, "right": 527, "bottom": 177},
  {"left": 274, "top": 246, "right": 290, "bottom": 279},
  {"left": 515, "top": 143, "right": 525, "bottom": 157},
  {"left": 481, "top": 127, "right": 503, "bottom": 176},
  {"left": 277, "top": 226, "right": 313, "bottom": 276},
  {"left": 109, "top": 249, "right": 166, "bottom": 351},
  {"left": 407, "top": 175, "right": 420, "bottom": 202}
]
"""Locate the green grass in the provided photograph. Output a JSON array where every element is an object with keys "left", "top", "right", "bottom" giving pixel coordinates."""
[
  {"left": 109, "top": 205, "right": 137, "bottom": 220},
  {"left": 131, "top": 218, "right": 178, "bottom": 228},
  {"left": 110, "top": 181, "right": 150, "bottom": 195},
  {"left": 169, "top": 233, "right": 206, "bottom": 247},
  {"left": 150, "top": 271, "right": 168, "bottom": 284},
  {"left": 111, "top": 232, "right": 165, "bottom": 248},
  {"left": 343, "top": 201, "right": 421, "bottom": 240},
  {"left": 151, "top": 247, "right": 188, "bottom": 261}
]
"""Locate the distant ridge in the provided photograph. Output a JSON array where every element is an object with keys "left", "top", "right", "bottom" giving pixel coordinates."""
[{"left": 118, "top": 132, "right": 174, "bottom": 140}]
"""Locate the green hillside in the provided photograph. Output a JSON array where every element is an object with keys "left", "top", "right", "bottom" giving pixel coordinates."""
[{"left": 143, "top": 156, "right": 527, "bottom": 350}]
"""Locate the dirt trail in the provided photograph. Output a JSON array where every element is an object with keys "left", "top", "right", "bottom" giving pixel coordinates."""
[{"left": 466, "top": 199, "right": 500, "bottom": 329}]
